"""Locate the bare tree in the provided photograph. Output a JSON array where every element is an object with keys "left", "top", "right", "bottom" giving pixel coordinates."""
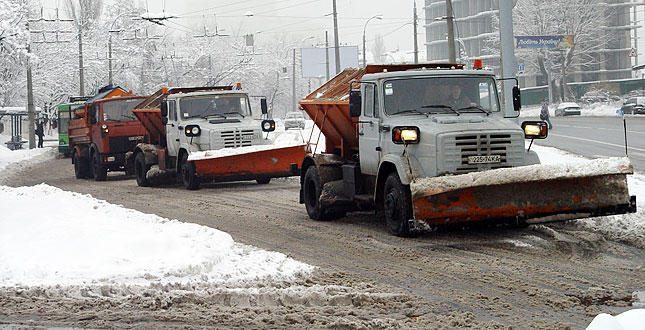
[
  {"left": 64, "top": 0, "right": 103, "bottom": 30},
  {"left": 371, "top": 33, "right": 386, "bottom": 64},
  {"left": 486, "top": 0, "right": 611, "bottom": 101}
]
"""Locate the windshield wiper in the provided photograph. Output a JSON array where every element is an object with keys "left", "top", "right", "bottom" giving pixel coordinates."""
[
  {"left": 199, "top": 113, "right": 225, "bottom": 119},
  {"left": 222, "top": 112, "right": 245, "bottom": 118},
  {"left": 457, "top": 105, "right": 490, "bottom": 116},
  {"left": 393, "top": 109, "right": 427, "bottom": 116},
  {"left": 421, "top": 104, "right": 460, "bottom": 116},
  {"left": 121, "top": 114, "right": 135, "bottom": 120}
]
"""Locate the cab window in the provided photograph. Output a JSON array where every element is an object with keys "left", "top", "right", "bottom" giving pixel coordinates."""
[{"left": 168, "top": 100, "right": 177, "bottom": 121}]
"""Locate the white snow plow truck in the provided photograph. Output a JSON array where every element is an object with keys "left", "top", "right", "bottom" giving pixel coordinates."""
[{"left": 298, "top": 64, "right": 636, "bottom": 237}]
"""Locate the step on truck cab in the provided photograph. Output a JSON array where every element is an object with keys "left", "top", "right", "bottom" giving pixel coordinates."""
[
  {"left": 130, "top": 86, "right": 304, "bottom": 189},
  {"left": 299, "top": 64, "right": 635, "bottom": 236},
  {"left": 68, "top": 85, "right": 149, "bottom": 181}
]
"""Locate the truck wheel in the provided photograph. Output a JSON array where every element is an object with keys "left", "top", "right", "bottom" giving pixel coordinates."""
[
  {"left": 256, "top": 177, "right": 271, "bottom": 184},
  {"left": 383, "top": 172, "right": 413, "bottom": 237},
  {"left": 182, "top": 161, "right": 200, "bottom": 190},
  {"left": 92, "top": 153, "right": 108, "bottom": 181},
  {"left": 135, "top": 152, "right": 152, "bottom": 187},
  {"left": 73, "top": 152, "right": 89, "bottom": 179}
]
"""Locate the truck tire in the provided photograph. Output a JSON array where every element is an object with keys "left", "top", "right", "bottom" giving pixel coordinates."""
[
  {"left": 256, "top": 177, "right": 271, "bottom": 184},
  {"left": 92, "top": 153, "right": 108, "bottom": 181},
  {"left": 383, "top": 172, "right": 413, "bottom": 237},
  {"left": 302, "top": 166, "right": 345, "bottom": 221},
  {"left": 182, "top": 161, "right": 200, "bottom": 190},
  {"left": 134, "top": 152, "right": 152, "bottom": 187},
  {"left": 73, "top": 152, "right": 89, "bottom": 179}
]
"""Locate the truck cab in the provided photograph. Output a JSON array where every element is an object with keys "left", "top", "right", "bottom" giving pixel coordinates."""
[
  {"left": 163, "top": 90, "right": 268, "bottom": 169},
  {"left": 69, "top": 86, "right": 148, "bottom": 181},
  {"left": 354, "top": 69, "right": 539, "bottom": 186}
]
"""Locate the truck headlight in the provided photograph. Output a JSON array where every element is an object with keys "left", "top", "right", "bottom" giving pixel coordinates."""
[
  {"left": 392, "top": 127, "right": 420, "bottom": 144},
  {"left": 521, "top": 121, "right": 548, "bottom": 139},
  {"left": 101, "top": 124, "right": 108, "bottom": 134},
  {"left": 261, "top": 120, "right": 276, "bottom": 132},
  {"left": 185, "top": 125, "right": 201, "bottom": 137}
]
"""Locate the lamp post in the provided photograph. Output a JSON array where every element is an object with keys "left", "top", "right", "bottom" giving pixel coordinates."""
[
  {"left": 362, "top": 15, "right": 383, "bottom": 67},
  {"left": 293, "top": 36, "right": 316, "bottom": 112},
  {"left": 108, "top": 13, "right": 136, "bottom": 85}
]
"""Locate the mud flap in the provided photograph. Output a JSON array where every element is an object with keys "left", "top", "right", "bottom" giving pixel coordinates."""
[{"left": 409, "top": 158, "right": 636, "bottom": 228}]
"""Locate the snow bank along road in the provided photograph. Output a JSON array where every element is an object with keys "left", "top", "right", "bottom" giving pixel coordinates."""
[{"left": 2, "top": 155, "right": 645, "bottom": 328}]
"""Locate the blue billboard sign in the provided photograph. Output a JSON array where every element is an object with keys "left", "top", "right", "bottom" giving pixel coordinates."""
[{"left": 514, "top": 36, "right": 574, "bottom": 49}]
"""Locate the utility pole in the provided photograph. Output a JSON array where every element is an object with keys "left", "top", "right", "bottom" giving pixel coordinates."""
[
  {"left": 26, "top": 42, "right": 36, "bottom": 149},
  {"left": 332, "top": 0, "right": 341, "bottom": 74},
  {"left": 498, "top": 0, "right": 518, "bottom": 116},
  {"left": 78, "top": 21, "right": 85, "bottom": 96},
  {"left": 325, "top": 31, "right": 330, "bottom": 81},
  {"left": 445, "top": 0, "right": 456, "bottom": 63},
  {"left": 292, "top": 48, "right": 297, "bottom": 112},
  {"left": 413, "top": 1, "right": 419, "bottom": 64}
]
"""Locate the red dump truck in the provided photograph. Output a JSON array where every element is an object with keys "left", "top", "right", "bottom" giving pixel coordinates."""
[
  {"left": 68, "top": 85, "right": 148, "bottom": 181},
  {"left": 129, "top": 86, "right": 307, "bottom": 189},
  {"left": 298, "top": 64, "right": 636, "bottom": 236}
]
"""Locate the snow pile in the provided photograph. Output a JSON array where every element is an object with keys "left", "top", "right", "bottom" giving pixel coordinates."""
[
  {"left": 0, "top": 184, "right": 314, "bottom": 287},
  {"left": 410, "top": 156, "right": 631, "bottom": 197},
  {"left": 585, "top": 309, "right": 645, "bottom": 330},
  {"left": 0, "top": 144, "right": 53, "bottom": 173},
  {"left": 520, "top": 102, "right": 623, "bottom": 118}
]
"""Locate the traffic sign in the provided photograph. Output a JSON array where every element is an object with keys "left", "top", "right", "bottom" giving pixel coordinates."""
[
  {"left": 518, "top": 63, "right": 525, "bottom": 73},
  {"left": 629, "top": 48, "right": 637, "bottom": 58}
]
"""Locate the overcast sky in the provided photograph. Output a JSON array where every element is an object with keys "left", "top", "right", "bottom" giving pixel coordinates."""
[{"left": 139, "top": 0, "right": 423, "bottom": 57}]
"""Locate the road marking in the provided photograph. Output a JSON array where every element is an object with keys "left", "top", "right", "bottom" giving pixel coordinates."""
[
  {"left": 556, "top": 124, "right": 645, "bottom": 135},
  {"left": 549, "top": 133, "right": 645, "bottom": 153}
]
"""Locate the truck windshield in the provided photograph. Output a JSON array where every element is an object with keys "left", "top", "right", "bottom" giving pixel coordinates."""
[
  {"left": 179, "top": 94, "right": 251, "bottom": 119},
  {"left": 383, "top": 76, "right": 500, "bottom": 116},
  {"left": 102, "top": 99, "right": 141, "bottom": 122}
]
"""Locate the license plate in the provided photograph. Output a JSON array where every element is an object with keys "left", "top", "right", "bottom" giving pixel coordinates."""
[
  {"left": 128, "top": 136, "right": 143, "bottom": 141},
  {"left": 468, "top": 155, "right": 501, "bottom": 164}
]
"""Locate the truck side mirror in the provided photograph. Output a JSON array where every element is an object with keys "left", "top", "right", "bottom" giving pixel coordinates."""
[
  {"left": 160, "top": 101, "right": 168, "bottom": 117},
  {"left": 349, "top": 90, "right": 361, "bottom": 117},
  {"left": 512, "top": 86, "right": 521, "bottom": 111},
  {"left": 261, "top": 98, "right": 268, "bottom": 115}
]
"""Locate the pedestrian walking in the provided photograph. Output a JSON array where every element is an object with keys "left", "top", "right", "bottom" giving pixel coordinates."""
[
  {"left": 36, "top": 121, "right": 44, "bottom": 148},
  {"left": 540, "top": 99, "right": 553, "bottom": 129}
]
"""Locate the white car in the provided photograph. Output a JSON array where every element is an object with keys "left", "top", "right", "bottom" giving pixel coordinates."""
[
  {"left": 554, "top": 102, "right": 581, "bottom": 116},
  {"left": 284, "top": 111, "right": 306, "bottom": 129}
]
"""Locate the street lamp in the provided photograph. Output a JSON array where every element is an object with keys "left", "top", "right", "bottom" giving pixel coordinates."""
[
  {"left": 108, "top": 13, "right": 137, "bottom": 85},
  {"left": 293, "top": 36, "right": 316, "bottom": 112},
  {"left": 362, "top": 15, "right": 382, "bottom": 67}
]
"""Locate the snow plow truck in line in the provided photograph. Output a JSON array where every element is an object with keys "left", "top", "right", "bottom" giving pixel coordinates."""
[
  {"left": 298, "top": 63, "right": 636, "bottom": 236},
  {"left": 129, "top": 86, "right": 306, "bottom": 189}
]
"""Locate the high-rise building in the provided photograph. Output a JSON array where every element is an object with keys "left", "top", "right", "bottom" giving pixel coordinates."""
[{"left": 424, "top": 0, "right": 637, "bottom": 88}]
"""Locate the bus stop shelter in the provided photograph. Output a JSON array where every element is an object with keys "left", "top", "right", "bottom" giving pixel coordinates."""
[{"left": 0, "top": 107, "right": 41, "bottom": 150}]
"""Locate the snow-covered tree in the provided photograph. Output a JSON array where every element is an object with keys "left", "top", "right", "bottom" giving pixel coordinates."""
[
  {"left": 486, "top": 0, "right": 612, "bottom": 101},
  {"left": 371, "top": 33, "right": 386, "bottom": 64}
]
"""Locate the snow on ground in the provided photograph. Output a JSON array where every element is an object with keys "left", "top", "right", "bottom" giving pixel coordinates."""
[
  {"left": 0, "top": 184, "right": 313, "bottom": 287},
  {"left": 585, "top": 308, "right": 645, "bottom": 330},
  {"left": 0, "top": 133, "right": 314, "bottom": 289},
  {"left": 520, "top": 102, "right": 623, "bottom": 118}
]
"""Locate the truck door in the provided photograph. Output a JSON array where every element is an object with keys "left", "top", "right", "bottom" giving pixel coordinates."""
[
  {"left": 358, "top": 83, "right": 380, "bottom": 176},
  {"left": 165, "top": 100, "right": 180, "bottom": 157}
]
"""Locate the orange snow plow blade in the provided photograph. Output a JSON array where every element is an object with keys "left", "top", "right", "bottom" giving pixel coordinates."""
[
  {"left": 191, "top": 144, "right": 307, "bottom": 182},
  {"left": 409, "top": 158, "right": 636, "bottom": 230}
]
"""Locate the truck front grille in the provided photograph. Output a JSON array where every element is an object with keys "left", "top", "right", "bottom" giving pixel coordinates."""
[
  {"left": 221, "top": 129, "right": 254, "bottom": 148},
  {"left": 441, "top": 132, "right": 523, "bottom": 174}
]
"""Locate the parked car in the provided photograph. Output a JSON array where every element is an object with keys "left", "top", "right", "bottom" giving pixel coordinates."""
[
  {"left": 284, "top": 111, "right": 306, "bottom": 129},
  {"left": 621, "top": 97, "right": 645, "bottom": 115},
  {"left": 555, "top": 102, "right": 581, "bottom": 116}
]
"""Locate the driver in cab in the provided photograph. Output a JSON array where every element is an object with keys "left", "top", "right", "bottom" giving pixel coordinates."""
[{"left": 445, "top": 84, "right": 476, "bottom": 109}]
